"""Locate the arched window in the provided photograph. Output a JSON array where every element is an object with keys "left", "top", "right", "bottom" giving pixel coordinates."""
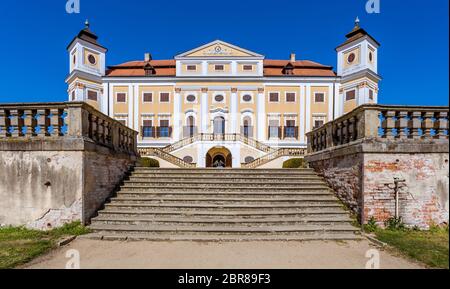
[
  {"left": 242, "top": 116, "right": 252, "bottom": 137},
  {"left": 213, "top": 116, "right": 225, "bottom": 134}
]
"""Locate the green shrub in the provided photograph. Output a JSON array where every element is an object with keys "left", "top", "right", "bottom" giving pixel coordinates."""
[
  {"left": 138, "top": 157, "right": 160, "bottom": 168},
  {"left": 282, "top": 158, "right": 308, "bottom": 169},
  {"left": 385, "top": 217, "right": 406, "bottom": 231},
  {"left": 364, "top": 217, "right": 379, "bottom": 233}
]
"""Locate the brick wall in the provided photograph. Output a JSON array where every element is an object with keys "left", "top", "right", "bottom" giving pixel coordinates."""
[{"left": 307, "top": 139, "right": 449, "bottom": 229}]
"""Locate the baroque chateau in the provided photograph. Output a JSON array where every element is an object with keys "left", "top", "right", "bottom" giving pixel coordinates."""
[{"left": 66, "top": 18, "right": 381, "bottom": 168}]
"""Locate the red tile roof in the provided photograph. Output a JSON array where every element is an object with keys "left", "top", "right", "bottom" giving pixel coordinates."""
[{"left": 105, "top": 59, "right": 336, "bottom": 77}]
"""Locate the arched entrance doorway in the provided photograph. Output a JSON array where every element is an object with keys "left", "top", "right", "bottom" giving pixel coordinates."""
[{"left": 206, "top": 147, "right": 232, "bottom": 168}]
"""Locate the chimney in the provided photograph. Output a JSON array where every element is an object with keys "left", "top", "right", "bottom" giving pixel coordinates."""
[
  {"left": 144, "top": 53, "right": 152, "bottom": 62},
  {"left": 290, "top": 53, "right": 296, "bottom": 63}
]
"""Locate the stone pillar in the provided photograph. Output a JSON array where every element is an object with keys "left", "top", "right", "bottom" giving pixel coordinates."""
[
  {"left": 305, "top": 84, "right": 311, "bottom": 133},
  {"left": 299, "top": 85, "right": 306, "bottom": 144},
  {"left": 257, "top": 87, "right": 266, "bottom": 141}
]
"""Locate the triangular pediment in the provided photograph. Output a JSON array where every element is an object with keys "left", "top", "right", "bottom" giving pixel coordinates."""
[{"left": 176, "top": 40, "right": 263, "bottom": 58}]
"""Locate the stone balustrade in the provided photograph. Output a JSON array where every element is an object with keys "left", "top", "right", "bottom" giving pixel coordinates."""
[
  {"left": 307, "top": 104, "right": 449, "bottom": 153},
  {"left": 162, "top": 133, "right": 275, "bottom": 154},
  {"left": 139, "top": 147, "right": 196, "bottom": 168},
  {"left": 0, "top": 102, "right": 138, "bottom": 155},
  {"left": 242, "top": 148, "right": 306, "bottom": 169}
]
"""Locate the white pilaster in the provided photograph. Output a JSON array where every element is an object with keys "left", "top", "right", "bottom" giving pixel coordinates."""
[
  {"left": 257, "top": 89, "right": 266, "bottom": 141},
  {"left": 201, "top": 89, "right": 209, "bottom": 133},
  {"left": 128, "top": 85, "right": 133, "bottom": 129},
  {"left": 134, "top": 85, "right": 139, "bottom": 131},
  {"left": 101, "top": 83, "right": 108, "bottom": 115},
  {"left": 299, "top": 85, "right": 306, "bottom": 144},
  {"left": 108, "top": 84, "right": 115, "bottom": 117},
  {"left": 173, "top": 89, "right": 182, "bottom": 141},
  {"left": 230, "top": 89, "right": 238, "bottom": 134},
  {"left": 328, "top": 84, "right": 334, "bottom": 122},
  {"left": 333, "top": 83, "right": 340, "bottom": 119},
  {"left": 305, "top": 84, "right": 311, "bottom": 133}
]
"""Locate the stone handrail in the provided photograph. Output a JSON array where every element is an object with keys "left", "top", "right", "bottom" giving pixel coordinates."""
[
  {"left": 0, "top": 102, "right": 138, "bottom": 155},
  {"left": 139, "top": 147, "right": 196, "bottom": 168},
  {"left": 242, "top": 148, "right": 307, "bottom": 169},
  {"left": 306, "top": 104, "right": 449, "bottom": 153},
  {"left": 162, "top": 133, "right": 275, "bottom": 153}
]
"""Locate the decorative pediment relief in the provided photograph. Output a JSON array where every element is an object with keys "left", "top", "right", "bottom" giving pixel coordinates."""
[{"left": 176, "top": 40, "right": 263, "bottom": 59}]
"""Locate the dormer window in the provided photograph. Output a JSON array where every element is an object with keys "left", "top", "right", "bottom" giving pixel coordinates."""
[
  {"left": 215, "top": 65, "right": 224, "bottom": 71},
  {"left": 282, "top": 63, "right": 295, "bottom": 75}
]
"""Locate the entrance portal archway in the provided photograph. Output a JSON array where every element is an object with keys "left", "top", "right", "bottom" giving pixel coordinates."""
[{"left": 206, "top": 147, "right": 232, "bottom": 168}]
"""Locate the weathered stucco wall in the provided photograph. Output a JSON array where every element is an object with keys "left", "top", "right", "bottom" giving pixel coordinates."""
[
  {"left": 0, "top": 150, "right": 84, "bottom": 229},
  {"left": 306, "top": 139, "right": 449, "bottom": 228},
  {"left": 0, "top": 140, "right": 135, "bottom": 230}
]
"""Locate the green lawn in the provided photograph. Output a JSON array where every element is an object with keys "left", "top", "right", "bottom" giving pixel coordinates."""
[
  {"left": 0, "top": 222, "right": 90, "bottom": 269},
  {"left": 374, "top": 228, "right": 449, "bottom": 269}
]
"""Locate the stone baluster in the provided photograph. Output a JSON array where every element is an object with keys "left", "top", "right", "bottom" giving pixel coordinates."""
[
  {"left": 9, "top": 109, "right": 19, "bottom": 137},
  {"left": 434, "top": 112, "right": 448, "bottom": 139},
  {"left": 0, "top": 109, "right": 5, "bottom": 137},
  {"left": 23, "top": 109, "right": 33, "bottom": 137},
  {"left": 17, "top": 110, "right": 25, "bottom": 137},
  {"left": 343, "top": 119, "right": 350, "bottom": 144},
  {"left": 422, "top": 112, "right": 435, "bottom": 138},
  {"left": 397, "top": 111, "right": 409, "bottom": 138},
  {"left": 410, "top": 111, "right": 422, "bottom": 139},
  {"left": 384, "top": 111, "right": 397, "bottom": 139},
  {"left": 325, "top": 122, "right": 333, "bottom": 149},
  {"left": 36, "top": 109, "right": 47, "bottom": 137},
  {"left": 48, "top": 108, "right": 60, "bottom": 136}
]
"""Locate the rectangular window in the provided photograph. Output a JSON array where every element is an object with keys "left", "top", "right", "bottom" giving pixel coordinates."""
[
  {"left": 116, "top": 93, "right": 127, "bottom": 103},
  {"left": 143, "top": 92, "right": 153, "bottom": 103},
  {"left": 187, "top": 65, "right": 197, "bottom": 71},
  {"left": 160, "top": 93, "right": 170, "bottom": 103},
  {"left": 215, "top": 64, "right": 224, "bottom": 71},
  {"left": 159, "top": 120, "right": 170, "bottom": 137},
  {"left": 71, "top": 91, "right": 76, "bottom": 101},
  {"left": 286, "top": 92, "right": 296, "bottom": 102},
  {"left": 369, "top": 89, "right": 374, "bottom": 100},
  {"left": 269, "top": 92, "right": 279, "bottom": 102},
  {"left": 345, "top": 90, "right": 356, "bottom": 101},
  {"left": 87, "top": 90, "right": 98, "bottom": 101},
  {"left": 314, "top": 119, "right": 325, "bottom": 129},
  {"left": 142, "top": 120, "right": 153, "bottom": 138},
  {"left": 243, "top": 65, "right": 253, "bottom": 71},
  {"left": 268, "top": 120, "right": 280, "bottom": 138},
  {"left": 314, "top": 93, "right": 325, "bottom": 103}
]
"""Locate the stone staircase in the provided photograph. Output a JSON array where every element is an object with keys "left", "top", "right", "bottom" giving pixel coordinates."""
[{"left": 87, "top": 168, "right": 361, "bottom": 241}]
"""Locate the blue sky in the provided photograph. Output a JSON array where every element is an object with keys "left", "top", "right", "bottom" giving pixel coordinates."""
[{"left": 0, "top": 0, "right": 448, "bottom": 105}]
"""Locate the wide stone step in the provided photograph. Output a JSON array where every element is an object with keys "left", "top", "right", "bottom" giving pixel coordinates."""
[
  {"left": 104, "top": 203, "right": 343, "bottom": 212},
  {"left": 116, "top": 191, "right": 334, "bottom": 198},
  {"left": 90, "top": 223, "right": 359, "bottom": 235},
  {"left": 83, "top": 232, "right": 362, "bottom": 241},
  {"left": 130, "top": 173, "right": 320, "bottom": 179},
  {"left": 127, "top": 176, "right": 323, "bottom": 182},
  {"left": 97, "top": 209, "right": 349, "bottom": 218},
  {"left": 112, "top": 195, "right": 338, "bottom": 202},
  {"left": 133, "top": 168, "right": 315, "bottom": 173},
  {"left": 91, "top": 215, "right": 353, "bottom": 227},
  {"left": 109, "top": 199, "right": 338, "bottom": 206},
  {"left": 119, "top": 185, "right": 331, "bottom": 192},
  {"left": 122, "top": 182, "right": 327, "bottom": 188}
]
